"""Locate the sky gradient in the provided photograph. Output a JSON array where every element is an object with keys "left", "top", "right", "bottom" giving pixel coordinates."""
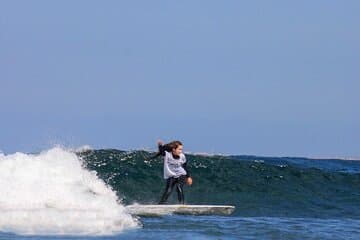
[{"left": 1, "top": 1, "right": 359, "bottom": 157}]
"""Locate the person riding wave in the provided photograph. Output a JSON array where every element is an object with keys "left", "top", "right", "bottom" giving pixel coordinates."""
[{"left": 152, "top": 140, "right": 192, "bottom": 204}]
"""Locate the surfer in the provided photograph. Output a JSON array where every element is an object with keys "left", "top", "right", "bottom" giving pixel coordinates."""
[{"left": 153, "top": 140, "right": 192, "bottom": 204}]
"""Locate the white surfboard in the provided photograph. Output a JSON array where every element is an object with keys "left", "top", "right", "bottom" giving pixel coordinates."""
[{"left": 125, "top": 204, "right": 235, "bottom": 216}]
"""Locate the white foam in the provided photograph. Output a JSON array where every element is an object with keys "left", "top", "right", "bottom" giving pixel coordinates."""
[{"left": 0, "top": 147, "right": 139, "bottom": 235}]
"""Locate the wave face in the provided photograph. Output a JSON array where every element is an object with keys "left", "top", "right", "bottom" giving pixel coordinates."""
[
  {"left": 79, "top": 149, "right": 360, "bottom": 218},
  {"left": 0, "top": 148, "right": 139, "bottom": 235}
]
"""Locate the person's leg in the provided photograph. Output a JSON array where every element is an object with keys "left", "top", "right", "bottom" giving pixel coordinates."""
[
  {"left": 176, "top": 176, "right": 186, "bottom": 204},
  {"left": 159, "top": 177, "right": 176, "bottom": 204}
]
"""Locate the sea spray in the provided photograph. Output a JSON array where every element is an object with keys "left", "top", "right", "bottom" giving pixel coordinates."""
[{"left": 0, "top": 147, "right": 139, "bottom": 235}]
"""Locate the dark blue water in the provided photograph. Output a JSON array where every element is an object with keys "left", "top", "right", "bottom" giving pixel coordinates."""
[
  {"left": 78, "top": 150, "right": 360, "bottom": 219},
  {"left": 2, "top": 216, "right": 359, "bottom": 239},
  {"left": 1, "top": 149, "right": 360, "bottom": 239}
]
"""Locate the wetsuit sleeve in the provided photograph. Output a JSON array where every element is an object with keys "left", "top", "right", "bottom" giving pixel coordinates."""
[
  {"left": 147, "top": 143, "right": 172, "bottom": 160},
  {"left": 158, "top": 144, "right": 166, "bottom": 156},
  {"left": 182, "top": 160, "right": 190, "bottom": 177},
  {"left": 158, "top": 143, "right": 172, "bottom": 156}
]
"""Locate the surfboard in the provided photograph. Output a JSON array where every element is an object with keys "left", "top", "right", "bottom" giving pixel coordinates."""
[{"left": 125, "top": 204, "right": 235, "bottom": 216}]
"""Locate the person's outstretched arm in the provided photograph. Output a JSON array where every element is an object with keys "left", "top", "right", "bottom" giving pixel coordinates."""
[
  {"left": 158, "top": 140, "right": 172, "bottom": 156},
  {"left": 146, "top": 140, "right": 171, "bottom": 160}
]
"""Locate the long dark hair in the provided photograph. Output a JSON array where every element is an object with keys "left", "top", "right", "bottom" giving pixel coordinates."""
[
  {"left": 147, "top": 140, "right": 183, "bottom": 160},
  {"left": 166, "top": 140, "right": 183, "bottom": 151}
]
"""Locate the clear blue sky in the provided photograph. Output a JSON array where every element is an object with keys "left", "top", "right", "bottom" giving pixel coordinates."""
[{"left": 1, "top": 1, "right": 359, "bottom": 157}]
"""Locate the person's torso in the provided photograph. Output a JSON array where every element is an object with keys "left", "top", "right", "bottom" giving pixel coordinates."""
[{"left": 164, "top": 151, "right": 186, "bottom": 178}]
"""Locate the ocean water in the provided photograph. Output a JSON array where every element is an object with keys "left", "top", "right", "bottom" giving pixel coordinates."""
[{"left": 0, "top": 147, "right": 359, "bottom": 239}]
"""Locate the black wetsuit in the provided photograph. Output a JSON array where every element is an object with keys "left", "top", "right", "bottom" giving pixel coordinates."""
[{"left": 156, "top": 144, "right": 190, "bottom": 204}]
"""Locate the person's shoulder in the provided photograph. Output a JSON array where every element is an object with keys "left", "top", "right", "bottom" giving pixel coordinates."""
[{"left": 180, "top": 153, "right": 186, "bottom": 159}]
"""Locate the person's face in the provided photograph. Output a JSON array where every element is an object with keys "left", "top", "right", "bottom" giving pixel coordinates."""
[{"left": 172, "top": 145, "right": 183, "bottom": 156}]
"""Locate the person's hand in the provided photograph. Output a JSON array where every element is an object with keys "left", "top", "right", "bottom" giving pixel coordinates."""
[
  {"left": 157, "top": 139, "right": 164, "bottom": 146},
  {"left": 186, "top": 177, "right": 193, "bottom": 186}
]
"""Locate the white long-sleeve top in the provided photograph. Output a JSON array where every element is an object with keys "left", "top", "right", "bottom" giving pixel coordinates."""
[{"left": 163, "top": 151, "right": 187, "bottom": 179}]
